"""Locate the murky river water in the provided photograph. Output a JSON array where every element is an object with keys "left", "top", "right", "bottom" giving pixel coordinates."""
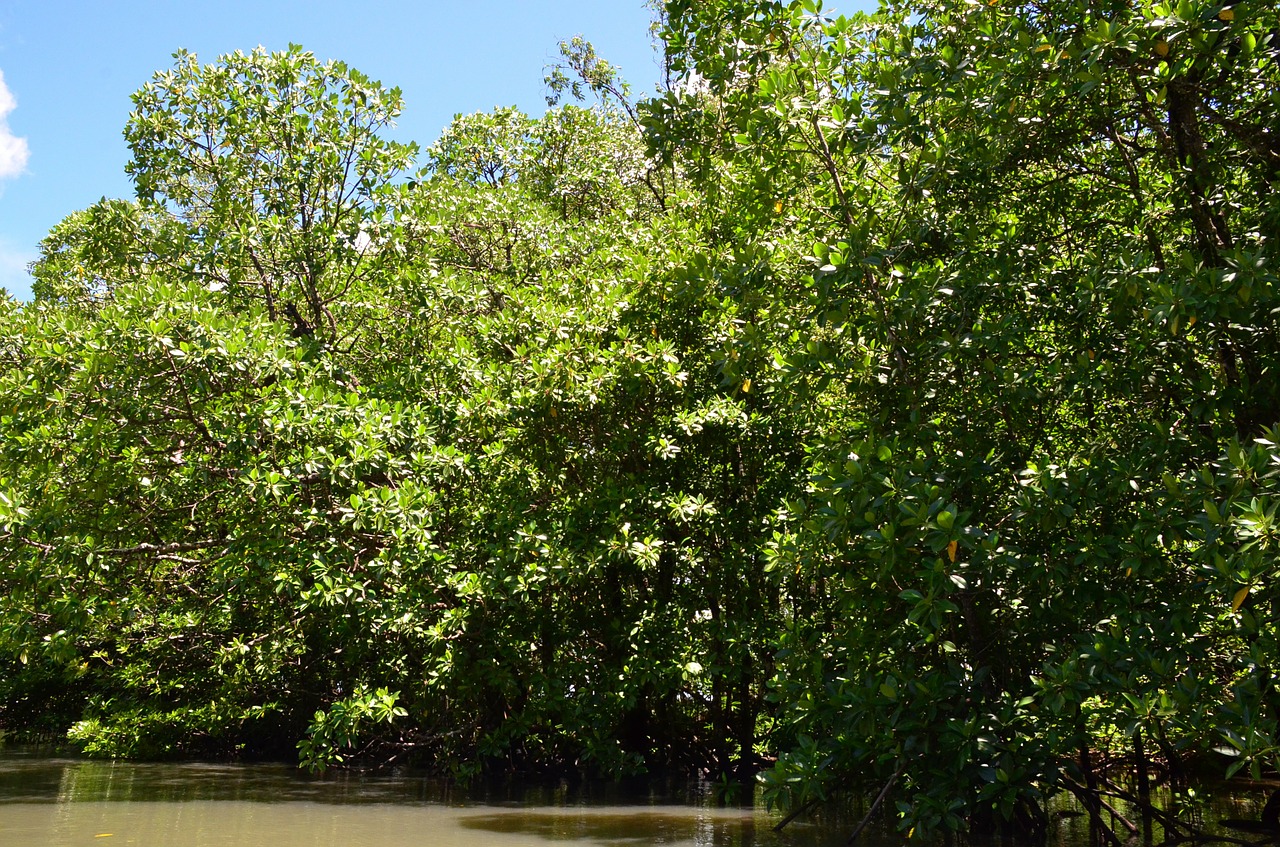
[
  {"left": 0, "top": 750, "right": 843, "bottom": 847},
  {"left": 3, "top": 748, "right": 1276, "bottom": 847}
]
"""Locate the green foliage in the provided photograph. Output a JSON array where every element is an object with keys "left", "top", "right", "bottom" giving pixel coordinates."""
[
  {"left": 658, "top": 0, "right": 1280, "bottom": 836},
  {"left": 427, "top": 107, "right": 531, "bottom": 187},
  {"left": 0, "top": 44, "right": 797, "bottom": 787},
  {"left": 124, "top": 45, "right": 417, "bottom": 343},
  {"left": 29, "top": 199, "right": 190, "bottom": 311},
  {"left": 3, "top": 9, "right": 1280, "bottom": 839},
  {"left": 298, "top": 686, "right": 406, "bottom": 771},
  {"left": 545, "top": 36, "right": 634, "bottom": 114}
]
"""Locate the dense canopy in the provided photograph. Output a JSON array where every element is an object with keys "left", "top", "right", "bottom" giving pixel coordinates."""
[{"left": 2, "top": 1, "right": 1279, "bottom": 840}]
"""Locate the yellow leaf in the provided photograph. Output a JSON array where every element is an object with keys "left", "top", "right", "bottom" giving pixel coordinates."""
[
  {"left": 742, "top": 378, "right": 752, "bottom": 393},
  {"left": 1155, "top": 41, "right": 1170, "bottom": 57},
  {"left": 1187, "top": 315, "right": 1197, "bottom": 328},
  {"left": 947, "top": 540, "right": 958, "bottom": 562},
  {"left": 1219, "top": 8, "right": 1234, "bottom": 21},
  {"left": 1232, "top": 586, "right": 1250, "bottom": 612},
  {"left": 1034, "top": 43, "right": 1053, "bottom": 53},
  {"left": 774, "top": 199, "right": 784, "bottom": 214}
]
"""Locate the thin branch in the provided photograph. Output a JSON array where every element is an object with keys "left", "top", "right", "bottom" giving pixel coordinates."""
[{"left": 847, "top": 761, "right": 905, "bottom": 845}]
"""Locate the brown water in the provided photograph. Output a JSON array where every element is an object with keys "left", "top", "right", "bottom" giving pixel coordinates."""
[
  {"left": 0, "top": 751, "right": 842, "bottom": 847},
  {"left": 4, "top": 749, "right": 1276, "bottom": 847}
]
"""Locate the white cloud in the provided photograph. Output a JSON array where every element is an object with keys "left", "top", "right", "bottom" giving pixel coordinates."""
[
  {"left": 0, "top": 237, "right": 35, "bottom": 301},
  {"left": 0, "top": 69, "right": 30, "bottom": 180}
]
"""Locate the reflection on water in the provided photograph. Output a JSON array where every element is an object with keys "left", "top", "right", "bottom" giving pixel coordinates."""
[
  {"left": 0, "top": 748, "right": 839, "bottom": 847},
  {"left": 0, "top": 755, "right": 455, "bottom": 806},
  {"left": 5, "top": 746, "right": 1277, "bottom": 847}
]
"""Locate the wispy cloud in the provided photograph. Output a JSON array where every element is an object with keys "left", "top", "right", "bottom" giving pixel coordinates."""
[
  {"left": 0, "top": 68, "right": 30, "bottom": 180},
  {"left": 0, "top": 237, "right": 35, "bottom": 301}
]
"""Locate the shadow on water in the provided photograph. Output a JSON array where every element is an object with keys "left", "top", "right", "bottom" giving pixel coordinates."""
[{"left": 457, "top": 809, "right": 832, "bottom": 847}]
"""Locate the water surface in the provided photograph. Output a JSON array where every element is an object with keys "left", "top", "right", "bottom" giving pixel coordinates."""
[
  {"left": 0, "top": 751, "right": 839, "bottom": 847},
  {"left": 6, "top": 749, "right": 1276, "bottom": 847}
]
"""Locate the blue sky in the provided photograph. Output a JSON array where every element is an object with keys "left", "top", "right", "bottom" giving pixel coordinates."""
[{"left": 0, "top": 1, "right": 663, "bottom": 300}]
